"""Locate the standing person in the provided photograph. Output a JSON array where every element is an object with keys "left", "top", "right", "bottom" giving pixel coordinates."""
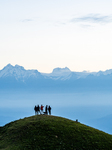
[
  {"left": 34, "top": 105, "right": 37, "bottom": 115},
  {"left": 45, "top": 105, "right": 48, "bottom": 115},
  {"left": 40, "top": 105, "right": 44, "bottom": 114},
  {"left": 48, "top": 105, "right": 51, "bottom": 115},
  {"left": 37, "top": 105, "right": 40, "bottom": 115}
]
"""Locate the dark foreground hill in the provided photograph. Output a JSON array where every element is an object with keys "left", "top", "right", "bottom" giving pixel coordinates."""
[{"left": 0, "top": 115, "right": 112, "bottom": 150}]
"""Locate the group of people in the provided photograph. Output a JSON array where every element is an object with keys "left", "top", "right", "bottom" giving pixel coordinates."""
[{"left": 34, "top": 105, "right": 51, "bottom": 115}]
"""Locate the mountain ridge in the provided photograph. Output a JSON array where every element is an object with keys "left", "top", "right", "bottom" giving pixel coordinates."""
[
  {"left": 0, "top": 64, "right": 112, "bottom": 91},
  {"left": 1, "top": 64, "right": 112, "bottom": 80}
]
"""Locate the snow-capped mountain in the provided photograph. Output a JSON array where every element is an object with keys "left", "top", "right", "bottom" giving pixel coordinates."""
[
  {"left": 1, "top": 64, "right": 112, "bottom": 81},
  {"left": 42, "top": 67, "right": 91, "bottom": 80},
  {"left": 42, "top": 67, "right": 72, "bottom": 80},
  {"left": 0, "top": 64, "right": 42, "bottom": 81},
  {"left": 0, "top": 64, "right": 112, "bottom": 90},
  {"left": 93, "top": 69, "right": 112, "bottom": 76},
  {"left": 52, "top": 67, "right": 71, "bottom": 75}
]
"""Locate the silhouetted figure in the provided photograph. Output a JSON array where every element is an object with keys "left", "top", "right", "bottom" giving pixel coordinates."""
[
  {"left": 40, "top": 105, "right": 44, "bottom": 114},
  {"left": 34, "top": 105, "right": 37, "bottom": 115},
  {"left": 37, "top": 105, "right": 40, "bottom": 115},
  {"left": 44, "top": 105, "right": 48, "bottom": 115},
  {"left": 76, "top": 119, "right": 78, "bottom": 123},
  {"left": 48, "top": 105, "right": 51, "bottom": 115}
]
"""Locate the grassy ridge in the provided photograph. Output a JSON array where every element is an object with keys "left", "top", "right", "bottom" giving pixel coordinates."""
[{"left": 0, "top": 115, "right": 112, "bottom": 150}]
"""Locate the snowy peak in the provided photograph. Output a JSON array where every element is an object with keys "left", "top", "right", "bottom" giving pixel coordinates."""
[
  {"left": 42, "top": 67, "right": 72, "bottom": 80},
  {"left": 97, "top": 69, "right": 112, "bottom": 76},
  {"left": 2, "top": 63, "right": 14, "bottom": 71},
  {"left": 14, "top": 64, "right": 25, "bottom": 70},
  {"left": 52, "top": 67, "right": 71, "bottom": 75},
  {"left": 0, "top": 64, "right": 41, "bottom": 80},
  {"left": 0, "top": 64, "right": 25, "bottom": 78},
  {"left": 2, "top": 64, "right": 25, "bottom": 71}
]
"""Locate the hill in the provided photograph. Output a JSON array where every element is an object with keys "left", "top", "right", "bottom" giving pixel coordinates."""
[{"left": 0, "top": 115, "right": 112, "bottom": 150}]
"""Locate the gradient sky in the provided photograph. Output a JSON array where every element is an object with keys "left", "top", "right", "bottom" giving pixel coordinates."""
[{"left": 1, "top": 0, "right": 112, "bottom": 73}]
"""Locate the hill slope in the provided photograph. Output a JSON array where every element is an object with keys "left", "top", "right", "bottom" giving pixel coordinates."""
[{"left": 0, "top": 115, "right": 112, "bottom": 150}]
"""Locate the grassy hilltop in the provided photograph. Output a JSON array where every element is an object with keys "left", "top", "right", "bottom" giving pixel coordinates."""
[{"left": 0, "top": 115, "right": 112, "bottom": 150}]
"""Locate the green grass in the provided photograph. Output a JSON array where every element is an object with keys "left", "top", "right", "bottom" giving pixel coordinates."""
[{"left": 0, "top": 115, "right": 112, "bottom": 150}]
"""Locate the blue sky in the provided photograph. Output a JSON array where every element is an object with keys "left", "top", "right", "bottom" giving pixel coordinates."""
[{"left": 1, "top": 0, "right": 112, "bottom": 73}]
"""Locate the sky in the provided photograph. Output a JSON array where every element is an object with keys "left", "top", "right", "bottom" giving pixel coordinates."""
[{"left": 0, "top": 0, "right": 112, "bottom": 73}]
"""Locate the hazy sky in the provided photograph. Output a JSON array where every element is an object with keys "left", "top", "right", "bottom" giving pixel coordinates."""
[{"left": 1, "top": 0, "right": 112, "bottom": 73}]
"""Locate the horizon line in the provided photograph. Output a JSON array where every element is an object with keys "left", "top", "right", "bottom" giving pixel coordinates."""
[{"left": 0, "top": 63, "right": 112, "bottom": 74}]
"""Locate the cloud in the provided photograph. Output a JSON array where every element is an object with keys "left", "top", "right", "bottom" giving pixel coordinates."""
[
  {"left": 71, "top": 14, "right": 112, "bottom": 24},
  {"left": 80, "top": 24, "right": 92, "bottom": 28},
  {"left": 22, "top": 19, "right": 33, "bottom": 22}
]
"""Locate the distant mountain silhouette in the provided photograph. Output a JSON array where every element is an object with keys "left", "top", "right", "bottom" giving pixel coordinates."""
[{"left": 0, "top": 64, "right": 112, "bottom": 91}]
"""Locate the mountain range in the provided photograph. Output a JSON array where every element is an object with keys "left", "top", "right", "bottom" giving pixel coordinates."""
[{"left": 0, "top": 64, "right": 112, "bottom": 91}]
